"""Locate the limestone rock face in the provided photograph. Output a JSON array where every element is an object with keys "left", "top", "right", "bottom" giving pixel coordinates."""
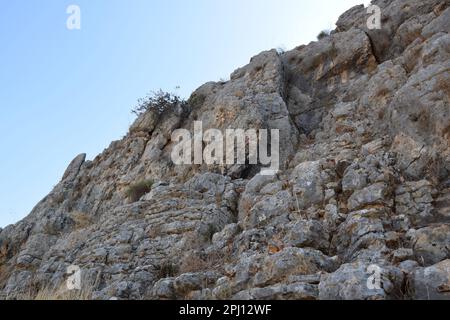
[
  {"left": 1, "top": 0, "right": 449, "bottom": 300},
  {"left": 408, "top": 259, "right": 450, "bottom": 300}
]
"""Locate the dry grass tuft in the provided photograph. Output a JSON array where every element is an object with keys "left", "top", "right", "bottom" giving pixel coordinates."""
[
  {"left": 125, "top": 179, "right": 153, "bottom": 202},
  {"left": 18, "top": 283, "right": 94, "bottom": 301},
  {"left": 317, "top": 30, "right": 330, "bottom": 40},
  {"left": 69, "top": 211, "right": 93, "bottom": 229},
  {"left": 156, "top": 261, "right": 179, "bottom": 279},
  {"left": 179, "top": 246, "right": 233, "bottom": 275}
]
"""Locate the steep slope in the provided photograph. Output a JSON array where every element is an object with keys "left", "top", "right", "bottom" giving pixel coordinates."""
[{"left": 1, "top": 0, "right": 449, "bottom": 300}]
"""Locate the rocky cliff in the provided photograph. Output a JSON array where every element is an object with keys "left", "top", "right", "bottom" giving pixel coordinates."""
[{"left": 1, "top": 0, "right": 449, "bottom": 300}]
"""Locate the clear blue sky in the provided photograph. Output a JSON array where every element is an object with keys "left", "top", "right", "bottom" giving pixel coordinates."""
[{"left": 0, "top": 0, "right": 369, "bottom": 228}]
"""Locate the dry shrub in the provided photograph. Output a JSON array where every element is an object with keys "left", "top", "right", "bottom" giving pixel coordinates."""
[
  {"left": 179, "top": 253, "right": 209, "bottom": 274},
  {"left": 434, "top": 74, "right": 450, "bottom": 97},
  {"left": 240, "top": 198, "right": 254, "bottom": 217},
  {"left": 132, "top": 90, "right": 186, "bottom": 116},
  {"left": 216, "top": 107, "right": 236, "bottom": 126},
  {"left": 156, "top": 261, "right": 179, "bottom": 279},
  {"left": 34, "top": 286, "right": 93, "bottom": 301},
  {"left": 187, "top": 92, "right": 206, "bottom": 109},
  {"left": 203, "top": 224, "right": 219, "bottom": 243},
  {"left": 317, "top": 30, "right": 330, "bottom": 40},
  {"left": 69, "top": 211, "right": 93, "bottom": 229},
  {"left": 18, "top": 283, "right": 94, "bottom": 301},
  {"left": 147, "top": 224, "right": 163, "bottom": 239},
  {"left": 442, "top": 124, "right": 450, "bottom": 141},
  {"left": 125, "top": 179, "right": 153, "bottom": 202},
  {"left": 376, "top": 87, "right": 391, "bottom": 97},
  {"left": 51, "top": 192, "right": 65, "bottom": 205},
  {"left": 335, "top": 124, "right": 355, "bottom": 134},
  {"left": 180, "top": 246, "right": 233, "bottom": 275},
  {"left": 234, "top": 90, "right": 245, "bottom": 98},
  {"left": 249, "top": 65, "right": 264, "bottom": 78},
  {"left": 0, "top": 265, "right": 11, "bottom": 291}
]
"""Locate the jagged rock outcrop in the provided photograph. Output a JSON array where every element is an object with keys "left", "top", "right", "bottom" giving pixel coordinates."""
[{"left": 0, "top": 0, "right": 449, "bottom": 300}]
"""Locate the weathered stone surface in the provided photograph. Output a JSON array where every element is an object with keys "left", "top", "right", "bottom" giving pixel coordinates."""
[
  {"left": 409, "top": 260, "right": 450, "bottom": 300},
  {"left": 62, "top": 153, "right": 86, "bottom": 182},
  {"left": 290, "top": 161, "right": 329, "bottom": 209},
  {"left": 410, "top": 225, "right": 450, "bottom": 266},
  {"left": 332, "top": 208, "right": 388, "bottom": 262},
  {"left": 252, "top": 248, "right": 337, "bottom": 288},
  {"left": 342, "top": 165, "right": 369, "bottom": 194},
  {"left": 1, "top": 0, "right": 449, "bottom": 300},
  {"left": 283, "top": 220, "right": 330, "bottom": 253},
  {"left": 232, "top": 282, "right": 318, "bottom": 300},
  {"left": 395, "top": 180, "right": 437, "bottom": 225},
  {"left": 347, "top": 183, "right": 392, "bottom": 211},
  {"left": 319, "top": 262, "right": 403, "bottom": 300}
]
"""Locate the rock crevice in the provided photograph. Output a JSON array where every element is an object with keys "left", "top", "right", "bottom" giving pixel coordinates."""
[{"left": 0, "top": 0, "right": 449, "bottom": 300}]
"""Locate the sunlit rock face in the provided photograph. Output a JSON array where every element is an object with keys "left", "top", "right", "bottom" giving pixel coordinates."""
[{"left": 1, "top": 0, "right": 449, "bottom": 300}]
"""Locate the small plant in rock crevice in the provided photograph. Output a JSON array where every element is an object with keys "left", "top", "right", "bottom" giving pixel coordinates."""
[
  {"left": 132, "top": 90, "right": 187, "bottom": 116},
  {"left": 156, "top": 261, "right": 179, "bottom": 279},
  {"left": 125, "top": 179, "right": 154, "bottom": 202},
  {"left": 317, "top": 30, "right": 331, "bottom": 40}
]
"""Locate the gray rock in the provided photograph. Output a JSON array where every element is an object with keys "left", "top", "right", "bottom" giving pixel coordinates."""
[
  {"left": 395, "top": 180, "right": 437, "bottom": 225},
  {"left": 284, "top": 220, "right": 329, "bottom": 252},
  {"left": 150, "top": 278, "right": 176, "bottom": 300},
  {"left": 252, "top": 248, "right": 337, "bottom": 287},
  {"left": 332, "top": 207, "right": 389, "bottom": 262},
  {"left": 391, "top": 248, "right": 414, "bottom": 264},
  {"left": 290, "top": 161, "right": 327, "bottom": 209},
  {"left": 398, "top": 260, "right": 420, "bottom": 274},
  {"left": 1, "top": 0, "right": 449, "bottom": 301},
  {"left": 342, "top": 166, "right": 368, "bottom": 194},
  {"left": 62, "top": 153, "right": 86, "bottom": 182},
  {"left": 232, "top": 282, "right": 318, "bottom": 300},
  {"left": 173, "top": 272, "right": 221, "bottom": 297},
  {"left": 319, "top": 262, "right": 402, "bottom": 300},
  {"left": 422, "top": 7, "right": 450, "bottom": 38},
  {"left": 411, "top": 225, "right": 450, "bottom": 266},
  {"left": 409, "top": 260, "right": 450, "bottom": 300},
  {"left": 347, "top": 183, "right": 392, "bottom": 211}
]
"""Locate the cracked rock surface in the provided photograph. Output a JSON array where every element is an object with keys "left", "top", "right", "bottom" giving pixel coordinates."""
[{"left": 0, "top": 0, "right": 449, "bottom": 300}]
